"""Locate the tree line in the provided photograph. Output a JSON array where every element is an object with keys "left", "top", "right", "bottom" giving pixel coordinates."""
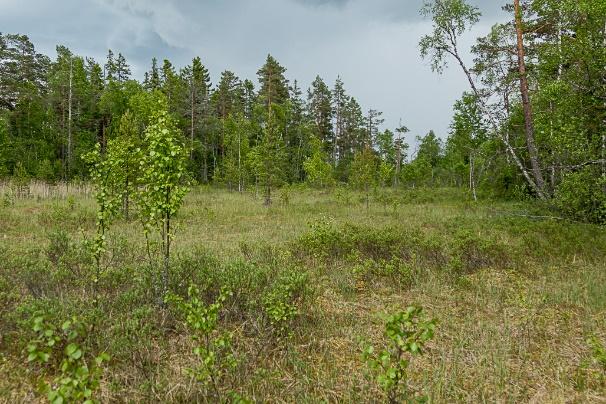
[
  {"left": 0, "top": 35, "right": 412, "bottom": 199},
  {"left": 0, "top": 0, "right": 605, "bottom": 222}
]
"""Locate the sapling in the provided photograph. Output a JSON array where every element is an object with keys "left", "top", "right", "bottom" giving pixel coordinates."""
[
  {"left": 350, "top": 146, "right": 379, "bottom": 211},
  {"left": 136, "top": 103, "right": 189, "bottom": 304},
  {"left": 303, "top": 136, "right": 334, "bottom": 189},
  {"left": 166, "top": 285, "right": 237, "bottom": 401},
  {"left": 363, "top": 306, "right": 436, "bottom": 403},
  {"left": 111, "top": 110, "right": 140, "bottom": 220},
  {"left": 83, "top": 144, "right": 121, "bottom": 305}
]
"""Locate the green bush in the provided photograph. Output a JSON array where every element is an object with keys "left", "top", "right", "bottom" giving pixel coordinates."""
[
  {"left": 449, "top": 229, "right": 510, "bottom": 274},
  {"left": 26, "top": 315, "right": 109, "bottom": 404},
  {"left": 555, "top": 168, "right": 606, "bottom": 224},
  {"left": 46, "top": 229, "right": 71, "bottom": 266},
  {"left": 296, "top": 220, "right": 447, "bottom": 267},
  {"left": 166, "top": 285, "right": 239, "bottom": 401},
  {"left": 263, "top": 269, "right": 309, "bottom": 338},
  {"left": 352, "top": 257, "right": 414, "bottom": 288},
  {"left": 363, "top": 306, "right": 436, "bottom": 403},
  {"left": 171, "top": 247, "right": 314, "bottom": 338}
]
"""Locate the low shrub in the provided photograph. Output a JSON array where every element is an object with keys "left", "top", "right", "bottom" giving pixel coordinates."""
[
  {"left": 26, "top": 315, "right": 109, "bottom": 403},
  {"left": 363, "top": 306, "right": 436, "bottom": 403},
  {"left": 449, "top": 229, "right": 510, "bottom": 274}
]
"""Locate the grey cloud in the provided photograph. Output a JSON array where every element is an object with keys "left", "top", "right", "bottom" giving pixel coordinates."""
[{"left": 294, "top": 0, "right": 350, "bottom": 7}]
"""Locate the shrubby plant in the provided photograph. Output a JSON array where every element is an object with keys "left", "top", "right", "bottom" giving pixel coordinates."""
[
  {"left": 26, "top": 315, "right": 109, "bottom": 404},
  {"left": 350, "top": 147, "right": 378, "bottom": 210},
  {"left": 166, "top": 285, "right": 239, "bottom": 401},
  {"left": 303, "top": 136, "right": 334, "bottom": 189},
  {"left": 262, "top": 270, "right": 308, "bottom": 339},
  {"left": 363, "top": 306, "right": 436, "bottom": 403},
  {"left": 588, "top": 336, "right": 606, "bottom": 373}
]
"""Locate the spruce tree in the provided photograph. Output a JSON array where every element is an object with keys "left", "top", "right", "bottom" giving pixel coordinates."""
[{"left": 307, "top": 76, "right": 333, "bottom": 161}]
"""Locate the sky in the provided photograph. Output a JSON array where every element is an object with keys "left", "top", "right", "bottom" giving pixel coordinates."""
[{"left": 0, "top": 0, "right": 508, "bottom": 149}]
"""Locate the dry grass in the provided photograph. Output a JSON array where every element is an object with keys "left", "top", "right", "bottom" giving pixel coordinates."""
[{"left": 0, "top": 186, "right": 605, "bottom": 402}]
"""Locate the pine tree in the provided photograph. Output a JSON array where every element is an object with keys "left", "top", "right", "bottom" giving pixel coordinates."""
[
  {"left": 249, "top": 104, "right": 287, "bottom": 205},
  {"left": 181, "top": 57, "right": 211, "bottom": 160},
  {"left": 257, "top": 54, "right": 289, "bottom": 108},
  {"left": 48, "top": 46, "right": 90, "bottom": 179},
  {"left": 242, "top": 79, "right": 256, "bottom": 120},
  {"left": 332, "top": 76, "right": 347, "bottom": 166},
  {"left": 307, "top": 76, "right": 333, "bottom": 161},
  {"left": 161, "top": 59, "right": 185, "bottom": 111},
  {"left": 365, "top": 109, "right": 384, "bottom": 148},
  {"left": 213, "top": 71, "right": 242, "bottom": 119},
  {"left": 286, "top": 80, "right": 310, "bottom": 182}
]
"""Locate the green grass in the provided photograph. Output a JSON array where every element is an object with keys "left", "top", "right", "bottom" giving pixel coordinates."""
[{"left": 1, "top": 186, "right": 605, "bottom": 402}]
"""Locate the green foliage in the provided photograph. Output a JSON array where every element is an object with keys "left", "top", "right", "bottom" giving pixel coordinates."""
[
  {"left": 0, "top": 114, "right": 8, "bottom": 178},
  {"left": 110, "top": 110, "right": 141, "bottom": 219},
  {"left": 278, "top": 186, "right": 291, "bottom": 206},
  {"left": 303, "top": 136, "right": 334, "bottom": 188},
  {"left": 26, "top": 315, "right": 108, "bottom": 404},
  {"left": 352, "top": 257, "right": 414, "bottom": 289},
  {"left": 167, "top": 285, "right": 239, "bottom": 400},
  {"left": 45, "top": 229, "right": 71, "bottom": 266},
  {"left": 221, "top": 113, "right": 251, "bottom": 191},
  {"left": 378, "top": 161, "right": 394, "bottom": 187},
  {"left": 136, "top": 101, "right": 189, "bottom": 301},
  {"left": 554, "top": 168, "right": 606, "bottom": 225},
  {"left": 249, "top": 104, "right": 288, "bottom": 205},
  {"left": 419, "top": 0, "right": 481, "bottom": 74},
  {"left": 363, "top": 306, "right": 436, "bottom": 403},
  {"left": 83, "top": 144, "right": 122, "bottom": 302},
  {"left": 449, "top": 229, "right": 509, "bottom": 274},
  {"left": 137, "top": 106, "right": 189, "bottom": 229},
  {"left": 587, "top": 336, "right": 606, "bottom": 373},
  {"left": 36, "top": 159, "right": 57, "bottom": 184},
  {"left": 297, "top": 220, "right": 435, "bottom": 263},
  {"left": 262, "top": 270, "right": 308, "bottom": 339},
  {"left": 350, "top": 147, "right": 378, "bottom": 208}
]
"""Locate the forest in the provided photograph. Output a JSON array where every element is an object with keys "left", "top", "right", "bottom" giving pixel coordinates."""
[{"left": 0, "top": 0, "right": 605, "bottom": 402}]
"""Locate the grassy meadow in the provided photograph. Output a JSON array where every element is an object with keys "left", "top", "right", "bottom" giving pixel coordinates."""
[{"left": 0, "top": 184, "right": 605, "bottom": 402}]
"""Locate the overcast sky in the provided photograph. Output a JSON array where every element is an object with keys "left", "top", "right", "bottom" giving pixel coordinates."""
[{"left": 1, "top": 0, "right": 508, "bottom": 148}]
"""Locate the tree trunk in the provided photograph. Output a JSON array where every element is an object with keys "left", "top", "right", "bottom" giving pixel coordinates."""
[
  {"left": 603, "top": 20, "right": 606, "bottom": 191},
  {"left": 514, "top": 0, "right": 546, "bottom": 199},
  {"left": 190, "top": 87, "right": 195, "bottom": 160},
  {"left": 67, "top": 58, "right": 73, "bottom": 180},
  {"left": 238, "top": 126, "right": 242, "bottom": 193},
  {"left": 469, "top": 152, "right": 477, "bottom": 201},
  {"left": 394, "top": 139, "right": 401, "bottom": 187},
  {"left": 161, "top": 211, "right": 170, "bottom": 307},
  {"left": 264, "top": 184, "right": 271, "bottom": 206},
  {"left": 124, "top": 175, "right": 130, "bottom": 220}
]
